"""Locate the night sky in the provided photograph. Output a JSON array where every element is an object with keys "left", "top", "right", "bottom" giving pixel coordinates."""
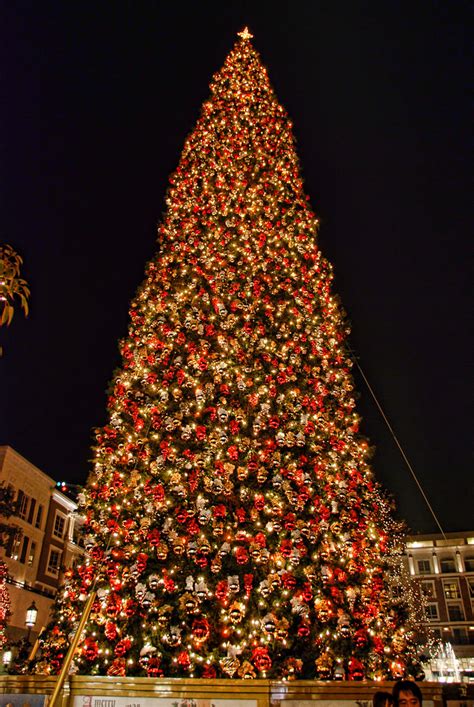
[{"left": 2, "top": 2, "right": 472, "bottom": 534}]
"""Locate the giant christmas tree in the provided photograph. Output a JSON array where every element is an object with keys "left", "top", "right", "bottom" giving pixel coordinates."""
[{"left": 37, "top": 29, "right": 424, "bottom": 680}]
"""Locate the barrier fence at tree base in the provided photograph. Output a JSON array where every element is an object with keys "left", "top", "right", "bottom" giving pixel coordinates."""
[{"left": 0, "top": 676, "right": 447, "bottom": 707}]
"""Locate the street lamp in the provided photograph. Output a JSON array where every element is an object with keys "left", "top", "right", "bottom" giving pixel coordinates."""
[
  {"left": 25, "top": 601, "right": 38, "bottom": 642},
  {"left": 0, "top": 648, "right": 12, "bottom": 674},
  {"left": 2, "top": 649, "right": 12, "bottom": 667}
]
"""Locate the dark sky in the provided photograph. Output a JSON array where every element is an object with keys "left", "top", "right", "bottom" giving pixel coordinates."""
[{"left": 1, "top": 2, "right": 472, "bottom": 534}]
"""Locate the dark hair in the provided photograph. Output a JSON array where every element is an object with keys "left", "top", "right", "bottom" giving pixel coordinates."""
[
  {"left": 373, "top": 691, "right": 394, "bottom": 707},
  {"left": 393, "top": 680, "right": 423, "bottom": 706}
]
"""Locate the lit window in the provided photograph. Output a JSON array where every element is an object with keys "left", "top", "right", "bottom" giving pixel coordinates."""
[
  {"left": 443, "top": 580, "right": 460, "bottom": 599},
  {"left": 417, "top": 559, "right": 432, "bottom": 575},
  {"left": 46, "top": 549, "right": 62, "bottom": 576},
  {"left": 7, "top": 532, "right": 22, "bottom": 560},
  {"left": 53, "top": 512, "right": 66, "bottom": 539},
  {"left": 421, "top": 581, "right": 436, "bottom": 599},
  {"left": 27, "top": 541, "right": 37, "bottom": 567},
  {"left": 16, "top": 490, "right": 29, "bottom": 520}
]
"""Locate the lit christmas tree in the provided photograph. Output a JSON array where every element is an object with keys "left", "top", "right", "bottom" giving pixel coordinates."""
[
  {"left": 37, "top": 28, "right": 425, "bottom": 680},
  {"left": 0, "top": 562, "right": 11, "bottom": 651}
]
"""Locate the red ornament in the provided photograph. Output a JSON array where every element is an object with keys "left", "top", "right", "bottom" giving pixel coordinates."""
[
  {"left": 192, "top": 617, "right": 210, "bottom": 642},
  {"left": 297, "top": 619, "right": 311, "bottom": 637},
  {"left": 354, "top": 627, "right": 368, "bottom": 648},
  {"left": 372, "top": 636, "right": 385, "bottom": 654},
  {"left": 283, "top": 513, "right": 296, "bottom": 530},
  {"left": 115, "top": 638, "right": 132, "bottom": 657},
  {"left": 162, "top": 571, "right": 175, "bottom": 592},
  {"left": 227, "top": 445, "right": 239, "bottom": 460},
  {"left": 147, "top": 528, "right": 161, "bottom": 545},
  {"left": 123, "top": 599, "right": 137, "bottom": 617},
  {"left": 106, "top": 593, "right": 122, "bottom": 618},
  {"left": 252, "top": 646, "right": 272, "bottom": 672},
  {"left": 235, "top": 547, "right": 249, "bottom": 565},
  {"left": 136, "top": 553, "right": 148, "bottom": 571},
  {"left": 147, "top": 656, "right": 163, "bottom": 677},
  {"left": 90, "top": 546, "right": 104, "bottom": 561},
  {"left": 175, "top": 508, "right": 187, "bottom": 524},
  {"left": 281, "top": 572, "right": 297, "bottom": 590},
  {"left": 236, "top": 508, "right": 246, "bottom": 522},
  {"left": 348, "top": 657, "right": 364, "bottom": 680},
  {"left": 215, "top": 580, "right": 228, "bottom": 603},
  {"left": 177, "top": 650, "right": 191, "bottom": 670},
  {"left": 50, "top": 656, "right": 63, "bottom": 673},
  {"left": 187, "top": 518, "right": 200, "bottom": 535},
  {"left": 195, "top": 554, "right": 208, "bottom": 568},
  {"left": 107, "top": 658, "right": 126, "bottom": 676},
  {"left": 196, "top": 425, "right": 207, "bottom": 440},
  {"left": 82, "top": 638, "right": 99, "bottom": 661},
  {"left": 105, "top": 621, "right": 118, "bottom": 641}
]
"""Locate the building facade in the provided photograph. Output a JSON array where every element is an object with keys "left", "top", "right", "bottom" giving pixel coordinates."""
[
  {"left": 0, "top": 446, "right": 83, "bottom": 647},
  {"left": 406, "top": 531, "right": 474, "bottom": 682}
]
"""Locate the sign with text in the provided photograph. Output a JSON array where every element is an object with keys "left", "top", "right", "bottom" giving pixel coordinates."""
[{"left": 72, "top": 698, "right": 257, "bottom": 707}]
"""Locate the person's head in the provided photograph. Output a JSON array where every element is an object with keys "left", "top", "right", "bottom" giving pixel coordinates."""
[
  {"left": 373, "top": 691, "right": 394, "bottom": 707},
  {"left": 393, "top": 680, "right": 423, "bottom": 707}
]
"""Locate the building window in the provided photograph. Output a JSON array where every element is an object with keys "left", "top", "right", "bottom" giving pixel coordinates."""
[
  {"left": 417, "top": 559, "right": 432, "bottom": 575},
  {"left": 452, "top": 627, "right": 469, "bottom": 645},
  {"left": 425, "top": 603, "right": 439, "bottom": 621},
  {"left": 443, "top": 580, "right": 461, "bottom": 599},
  {"left": 52, "top": 512, "right": 66, "bottom": 539},
  {"left": 27, "top": 498, "right": 36, "bottom": 524},
  {"left": 16, "top": 490, "right": 29, "bottom": 520},
  {"left": 440, "top": 558, "right": 456, "bottom": 573},
  {"left": 421, "top": 580, "right": 436, "bottom": 599},
  {"left": 465, "top": 556, "right": 474, "bottom": 572},
  {"left": 447, "top": 603, "right": 465, "bottom": 621},
  {"left": 6, "top": 531, "right": 22, "bottom": 560},
  {"left": 46, "top": 548, "right": 62, "bottom": 576},
  {"left": 19, "top": 536, "right": 29, "bottom": 564},
  {"left": 27, "top": 541, "right": 37, "bottom": 567},
  {"left": 467, "top": 579, "right": 474, "bottom": 598},
  {"left": 35, "top": 504, "right": 44, "bottom": 529}
]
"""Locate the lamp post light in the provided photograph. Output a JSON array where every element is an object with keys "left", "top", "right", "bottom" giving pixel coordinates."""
[
  {"left": 25, "top": 601, "right": 38, "bottom": 643},
  {"left": 1, "top": 649, "right": 12, "bottom": 673}
]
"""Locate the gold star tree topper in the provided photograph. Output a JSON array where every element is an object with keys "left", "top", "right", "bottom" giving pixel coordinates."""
[{"left": 237, "top": 27, "right": 254, "bottom": 41}]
